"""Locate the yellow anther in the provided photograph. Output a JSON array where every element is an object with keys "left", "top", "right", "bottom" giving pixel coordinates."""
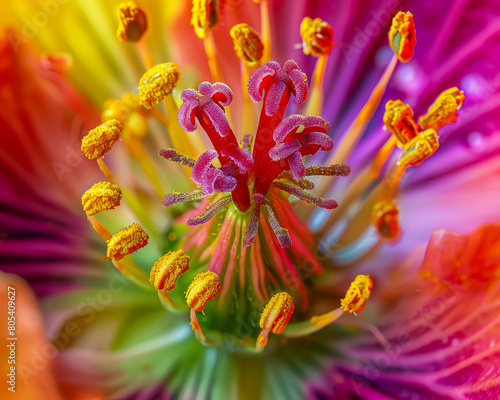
[
  {"left": 190, "top": 0, "right": 226, "bottom": 39},
  {"left": 150, "top": 250, "right": 190, "bottom": 292},
  {"left": 82, "top": 181, "right": 122, "bottom": 216},
  {"left": 81, "top": 119, "right": 122, "bottom": 160},
  {"left": 101, "top": 93, "right": 139, "bottom": 123},
  {"left": 399, "top": 128, "right": 439, "bottom": 168},
  {"left": 259, "top": 292, "right": 294, "bottom": 334},
  {"left": 372, "top": 201, "right": 399, "bottom": 239},
  {"left": 139, "top": 63, "right": 179, "bottom": 109},
  {"left": 300, "top": 17, "right": 334, "bottom": 57},
  {"left": 186, "top": 271, "right": 221, "bottom": 312},
  {"left": 230, "top": 23, "right": 263, "bottom": 67},
  {"left": 341, "top": 275, "right": 373, "bottom": 313},
  {"left": 418, "top": 87, "right": 465, "bottom": 131},
  {"left": 116, "top": 2, "right": 148, "bottom": 43},
  {"left": 383, "top": 99, "right": 419, "bottom": 146},
  {"left": 389, "top": 11, "right": 416, "bottom": 62},
  {"left": 106, "top": 223, "right": 149, "bottom": 261}
]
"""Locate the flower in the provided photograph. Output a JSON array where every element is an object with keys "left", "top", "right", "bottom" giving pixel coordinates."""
[{"left": 1, "top": 0, "right": 500, "bottom": 399}]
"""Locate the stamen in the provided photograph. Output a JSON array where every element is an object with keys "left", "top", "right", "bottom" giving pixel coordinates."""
[
  {"left": 190, "top": 0, "right": 226, "bottom": 39},
  {"left": 82, "top": 181, "right": 122, "bottom": 216},
  {"left": 257, "top": 292, "right": 294, "bottom": 349},
  {"left": 305, "top": 164, "right": 350, "bottom": 177},
  {"left": 399, "top": 128, "right": 439, "bottom": 168},
  {"left": 139, "top": 63, "right": 179, "bottom": 109},
  {"left": 187, "top": 195, "right": 233, "bottom": 226},
  {"left": 340, "top": 275, "right": 373, "bottom": 313},
  {"left": 372, "top": 201, "right": 400, "bottom": 239},
  {"left": 158, "top": 148, "right": 196, "bottom": 168},
  {"left": 150, "top": 249, "right": 190, "bottom": 291},
  {"left": 389, "top": 11, "right": 416, "bottom": 62},
  {"left": 300, "top": 17, "right": 334, "bottom": 115},
  {"left": 242, "top": 194, "right": 263, "bottom": 247},
  {"left": 102, "top": 92, "right": 139, "bottom": 122},
  {"left": 116, "top": 2, "right": 148, "bottom": 43},
  {"left": 418, "top": 87, "right": 465, "bottom": 131},
  {"left": 383, "top": 99, "right": 419, "bottom": 146},
  {"left": 262, "top": 203, "right": 292, "bottom": 248},
  {"left": 230, "top": 23, "right": 264, "bottom": 67},
  {"left": 186, "top": 270, "right": 222, "bottom": 343},
  {"left": 276, "top": 172, "right": 315, "bottom": 189},
  {"left": 300, "top": 17, "right": 335, "bottom": 57},
  {"left": 162, "top": 188, "right": 206, "bottom": 208},
  {"left": 253, "top": 0, "right": 272, "bottom": 62},
  {"left": 271, "top": 181, "right": 338, "bottom": 209},
  {"left": 81, "top": 119, "right": 122, "bottom": 160},
  {"left": 106, "top": 223, "right": 149, "bottom": 261}
]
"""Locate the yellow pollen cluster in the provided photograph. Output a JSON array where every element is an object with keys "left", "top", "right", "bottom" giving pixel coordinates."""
[
  {"left": 186, "top": 271, "right": 221, "bottom": 311},
  {"left": 81, "top": 119, "right": 122, "bottom": 160},
  {"left": 230, "top": 23, "right": 263, "bottom": 67},
  {"left": 150, "top": 250, "right": 190, "bottom": 292},
  {"left": 139, "top": 63, "right": 179, "bottom": 109},
  {"left": 372, "top": 201, "right": 399, "bottom": 239},
  {"left": 341, "top": 275, "right": 373, "bottom": 313},
  {"left": 259, "top": 292, "right": 294, "bottom": 334},
  {"left": 106, "top": 223, "right": 149, "bottom": 261},
  {"left": 116, "top": 2, "right": 148, "bottom": 42},
  {"left": 389, "top": 11, "right": 416, "bottom": 62},
  {"left": 102, "top": 93, "right": 139, "bottom": 123},
  {"left": 300, "top": 17, "right": 334, "bottom": 57},
  {"left": 191, "top": 0, "right": 226, "bottom": 39},
  {"left": 82, "top": 181, "right": 122, "bottom": 216},
  {"left": 399, "top": 128, "right": 439, "bottom": 168},
  {"left": 418, "top": 87, "right": 465, "bottom": 131},
  {"left": 383, "top": 99, "right": 419, "bottom": 146}
]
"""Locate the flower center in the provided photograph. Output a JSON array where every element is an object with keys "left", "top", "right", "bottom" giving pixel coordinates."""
[{"left": 161, "top": 59, "right": 349, "bottom": 249}]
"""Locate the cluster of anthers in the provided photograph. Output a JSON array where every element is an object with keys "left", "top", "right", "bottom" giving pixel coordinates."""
[{"left": 78, "top": 2, "right": 464, "bottom": 348}]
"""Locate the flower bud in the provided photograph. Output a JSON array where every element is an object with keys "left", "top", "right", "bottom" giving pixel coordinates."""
[
  {"left": 116, "top": 2, "right": 148, "bottom": 42},
  {"left": 81, "top": 119, "right": 122, "bottom": 160},
  {"left": 230, "top": 23, "right": 263, "bottom": 67},
  {"left": 150, "top": 250, "right": 190, "bottom": 291},
  {"left": 418, "top": 87, "right": 465, "bottom": 131},
  {"left": 341, "top": 275, "right": 373, "bottom": 313},
  {"left": 300, "top": 17, "right": 334, "bottom": 57},
  {"left": 139, "top": 63, "right": 179, "bottom": 109},
  {"left": 82, "top": 181, "right": 122, "bottom": 216},
  {"left": 106, "top": 223, "right": 149, "bottom": 260},
  {"left": 389, "top": 11, "right": 416, "bottom": 62},
  {"left": 186, "top": 271, "right": 221, "bottom": 311},
  {"left": 383, "top": 99, "right": 418, "bottom": 146},
  {"left": 372, "top": 201, "right": 399, "bottom": 239}
]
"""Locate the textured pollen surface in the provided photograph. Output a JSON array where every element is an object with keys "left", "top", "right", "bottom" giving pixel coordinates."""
[
  {"left": 388, "top": 11, "right": 416, "bottom": 62},
  {"left": 186, "top": 271, "right": 222, "bottom": 311},
  {"left": 82, "top": 181, "right": 122, "bottom": 216},
  {"left": 81, "top": 119, "right": 122, "bottom": 160},
  {"left": 340, "top": 275, "right": 373, "bottom": 313},
  {"left": 259, "top": 292, "right": 294, "bottom": 334},
  {"left": 106, "top": 223, "right": 149, "bottom": 261},
  {"left": 139, "top": 63, "right": 179, "bottom": 109},
  {"left": 150, "top": 250, "right": 190, "bottom": 291}
]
